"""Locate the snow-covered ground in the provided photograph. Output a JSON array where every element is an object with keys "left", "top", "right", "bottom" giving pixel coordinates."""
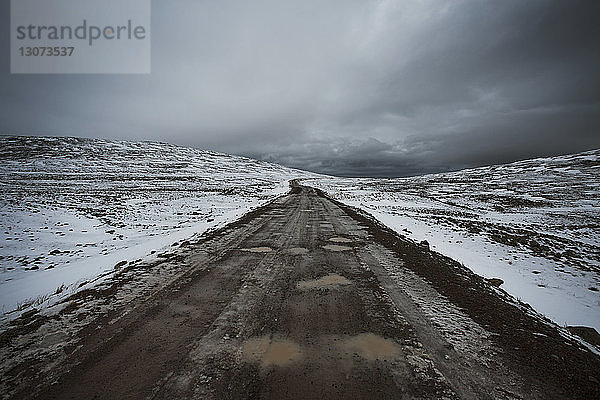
[
  {"left": 311, "top": 150, "right": 600, "bottom": 331},
  {"left": 0, "top": 136, "right": 315, "bottom": 321},
  {"left": 2, "top": 136, "right": 598, "bottom": 334}
]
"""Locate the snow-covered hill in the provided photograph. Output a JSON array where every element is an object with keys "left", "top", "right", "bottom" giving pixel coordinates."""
[
  {"left": 0, "top": 136, "right": 316, "bottom": 319},
  {"left": 2, "top": 136, "right": 598, "bottom": 335},
  {"left": 311, "top": 150, "right": 600, "bottom": 331}
]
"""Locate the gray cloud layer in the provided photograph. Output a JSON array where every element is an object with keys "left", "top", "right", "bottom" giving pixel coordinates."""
[{"left": 1, "top": 0, "right": 599, "bottom": 176}]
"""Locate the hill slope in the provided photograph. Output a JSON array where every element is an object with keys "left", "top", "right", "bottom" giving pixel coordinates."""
[
  {"left": 311, "top": 149, "right": 600, "bottom": 331},
  {"left": 0, "top": 136, "right": 316, "bottom": 319}
]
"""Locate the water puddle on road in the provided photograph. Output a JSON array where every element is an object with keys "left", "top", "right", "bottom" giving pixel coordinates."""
[
  {"left": 323, "top": 244, "right": 352, "bottom": 252},
  {"left": 329, "top": 237, "right": 353, "bottom": 243},
  {"left": 288, "top": 247, "right": 309, "bottom": 255},
  {"left": 297, "top": 273, "right": 351, "bottom": 290},
  {"left": 340, "top": 333, "right": 401, "bottom": 361},
  {"left": 242, "top": 336, "right": 302, "bottom": 367},
  {"left": 242, "top": 333, "right": 401, "bottom": 369},
  {"left": 241, "top": 247, "right": 273, "bottom": 253}
]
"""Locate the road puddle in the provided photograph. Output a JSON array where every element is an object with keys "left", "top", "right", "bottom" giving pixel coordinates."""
[
  {"left": 241, "top": 247, "right": 272, "bottom": 253},
  {"left": 241, "top": 333, "right": 401, "bottom": 370},
  {"left": 242, "top": 336, "right": 302, "bottom": 367},
  {"left": 340, "top": 333, "right": 401, "bottom": 361},
  {"left": 288, "top": 247, "right": 309, "bottom": 255},
  {"left": 297, "top": 273, "right": 351, "bottom": 290},
  {"left": 329, "top": 237, "right": 353, "bottom": 243},
  {"left": 323, "top": 244, "right": 352, "bottom": 252}
]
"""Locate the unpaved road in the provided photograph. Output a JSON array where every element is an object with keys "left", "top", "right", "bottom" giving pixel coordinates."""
[{"left": 3, "top": 184, "right": 600, "bottom": 399}]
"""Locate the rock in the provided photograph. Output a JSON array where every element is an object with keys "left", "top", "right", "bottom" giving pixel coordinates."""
[
  {"left": 487, "top": 278, "right": 504, "bottom": 287},
  {"left": 567, "top": 326, "right": 600, "bottom": 347},
  {"left": 419, "top": 240, "right": 430, "bottom": 249}
]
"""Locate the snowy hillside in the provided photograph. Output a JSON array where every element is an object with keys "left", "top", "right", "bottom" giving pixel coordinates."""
[
  {"left": 311, "top": 150, "right": 600, "bottom": 331},
  {"left": 2, "top": 137, "right": 599, "bottom": 336},
  {"left": 0, "top": 136, "right": 315, "bottom": 319}
]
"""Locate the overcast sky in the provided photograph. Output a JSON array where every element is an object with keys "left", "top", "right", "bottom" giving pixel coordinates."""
[{"left": 1, "top": 0, "right": 599, "bottom": 176}]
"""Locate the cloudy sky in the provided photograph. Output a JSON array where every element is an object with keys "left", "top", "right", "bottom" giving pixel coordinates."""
[{"left": 1, "top": 0, "right": 599, "bottom": 176}]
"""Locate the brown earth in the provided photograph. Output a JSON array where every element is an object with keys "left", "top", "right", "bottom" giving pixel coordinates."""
[{"left": 2, "top": 183, "right": 600, "bottom": 399}]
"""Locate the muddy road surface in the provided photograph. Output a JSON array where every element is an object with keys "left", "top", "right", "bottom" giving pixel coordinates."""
[{"left": 3, "top": 184, "right": 600, "bottom": 399}]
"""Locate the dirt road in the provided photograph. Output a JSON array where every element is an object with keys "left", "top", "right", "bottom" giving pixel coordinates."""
[{"left": 4, "top": 184, "right": 600, "bottom": 399}]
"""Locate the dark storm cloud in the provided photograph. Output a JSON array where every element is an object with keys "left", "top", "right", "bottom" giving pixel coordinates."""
[{"left": 1, "top": 0, "right": 599, "bottom": 176}]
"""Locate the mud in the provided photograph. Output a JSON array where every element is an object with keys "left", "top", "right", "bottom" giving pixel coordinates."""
[
  {"left": 323, "top": 244, "right": 352, "bottom": 252},
  {"left": 287, "top": 247, "right": 309, "bottom": 255},
  {"left": 296, "top": 274, "right": 352, "bottom": 290},
  {"left": 242, "top": 336, "right": 302, "bottom": 367},
  {"left": 329, "top": 237, "right": 353, "bottom": 243},
  {"left": 241, "top": 333, "right": 400, "bottom": 369},
  {"left": 340, "top": 333, "right": 402, "bottom": 361}
]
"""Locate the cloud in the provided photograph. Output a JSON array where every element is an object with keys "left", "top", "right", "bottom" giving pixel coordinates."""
[{"left": 1, "top": 0, "right": 599, "bottom": 176}]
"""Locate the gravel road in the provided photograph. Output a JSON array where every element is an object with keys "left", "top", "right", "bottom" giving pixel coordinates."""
[{"left": 5, "top": 184, "right": 600, "bottom": 399}]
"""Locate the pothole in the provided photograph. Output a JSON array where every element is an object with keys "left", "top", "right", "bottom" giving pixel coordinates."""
[
  {"left": 340, "top": 333, "right": 401, "bottom": 361},
  {"left": 297, "top": 273, "right": 351, "bottom": 290},
  {"left": 288, "top": 247, "right": 309, "bottom": 255},
  {"left": 241, "top": 333, "right": 401, "bottom": 369},
  {"left": 241, "top": 247, "right": 272, "bottom": 253},
  {"left": 329, "top": 237, "right": 353, "bottom": 243},
  {"left": 323, "top": 244, "right": 352, "bottom": 252},
  {"left": 242, "top": 336, "right": 302, "bottom": 367}
]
